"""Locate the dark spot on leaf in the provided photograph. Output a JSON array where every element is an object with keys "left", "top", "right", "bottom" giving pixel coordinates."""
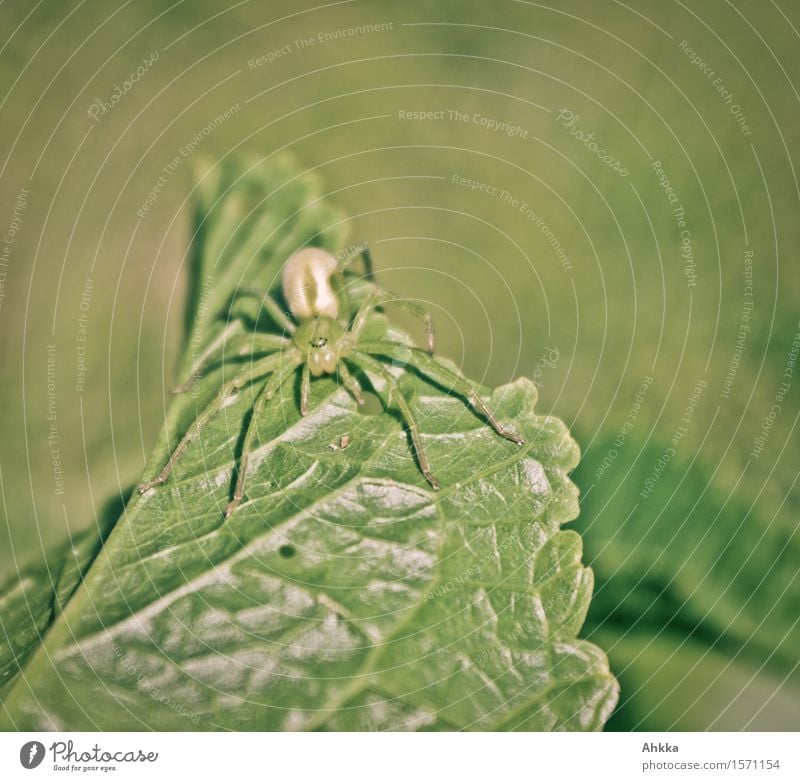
[{"left": 278, "top": 545, "right": 296, "bottom": 559}]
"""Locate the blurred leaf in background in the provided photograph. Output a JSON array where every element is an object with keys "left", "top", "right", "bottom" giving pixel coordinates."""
[{"left": 575, "top": 437, "right": 799, "bottom": 730}]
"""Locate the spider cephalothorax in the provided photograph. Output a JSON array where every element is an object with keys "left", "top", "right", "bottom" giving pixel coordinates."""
[
  {"left": 139, "top": 245, "right": 524, "bottom": 517},
  {"left": 294, "top": 317, "right": 344, "bottom": 376}
]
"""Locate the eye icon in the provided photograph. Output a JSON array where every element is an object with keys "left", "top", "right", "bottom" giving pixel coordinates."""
[{"left": 19, "top": 741, "right": 45, "bottom": 769}]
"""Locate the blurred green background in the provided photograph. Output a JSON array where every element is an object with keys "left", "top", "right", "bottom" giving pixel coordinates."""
[{"left": 1, "top": 0, "right": 798, "bottom": 730}]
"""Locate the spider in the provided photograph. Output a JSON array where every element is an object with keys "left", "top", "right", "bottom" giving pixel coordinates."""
[{"left": 138, "top": 246, "right": 524, "bottom": 517}]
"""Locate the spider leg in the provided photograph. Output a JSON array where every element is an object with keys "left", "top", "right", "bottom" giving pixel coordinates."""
[
  {"left": 361, "top": 248, "right": 374, "bottom": 279},
  {"left": 348, "top": 289, "right": 434, "bottom": 353},
  {"left": 224, "top": 356, "right": 301, "bottom": 518},
  {"left": 391, "top": 294, "right": 434, "bottom": 353},
  {"left": 348, "top": 351, "right": 440, "bottom": 491},
  {"left": 338, "top": 245, "right": 374, "bottom": 279},
  {"left": 233, "top": 289, "right": 296, "bottom": 334},
  {"left": 300, "top": 364, "right": 311, "bottom": 416},
  {"left": 359, "top": 340, "right": 524, "bottom": 446},
  {"left": 173, "top": 332, "right": 289, "bottom": 394},
  {"left": 337, "top": 361, "right": 365, "bottom": 405},
  {"left": 138, "top": 352, "right": 296, "bottom": 494},
  {"left": 334, "top": 246, "right": 373, "bottom": 321},
  {"left": 349, "top": 291, "right": 381, "bottom": 340}
]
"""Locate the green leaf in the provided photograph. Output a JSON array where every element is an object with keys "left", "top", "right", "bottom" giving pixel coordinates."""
[
  {"left": 0, "top": 492, "right": 122, "bottom": 698},
  {"left": 0, "top": 157, "right": 617, "bottom": 730},
  {"left": 1, "top": 376, "right": 617, "bottom": 731}
]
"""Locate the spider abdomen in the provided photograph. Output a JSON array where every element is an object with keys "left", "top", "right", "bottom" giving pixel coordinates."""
[{"left": 282, "top": 247, "right": 339, "bottom": 320}]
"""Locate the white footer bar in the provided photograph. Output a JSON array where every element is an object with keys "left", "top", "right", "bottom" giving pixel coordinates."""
[{"left": 1, "top": 731, "right": 794, "bottom": 780}]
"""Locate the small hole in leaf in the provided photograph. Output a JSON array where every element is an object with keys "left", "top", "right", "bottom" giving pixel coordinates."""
[{"left": 278, "top": 545, "right": 296, "bottom": 559}]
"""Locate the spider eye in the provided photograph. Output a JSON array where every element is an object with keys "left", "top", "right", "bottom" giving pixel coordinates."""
[{"left": 309, "top": 336, "right": 328, "bottom": 348}]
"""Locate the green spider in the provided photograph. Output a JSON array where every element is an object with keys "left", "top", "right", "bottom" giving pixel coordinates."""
[{"left": 138, "top": 246, "right": 524, "bottom": 517}]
